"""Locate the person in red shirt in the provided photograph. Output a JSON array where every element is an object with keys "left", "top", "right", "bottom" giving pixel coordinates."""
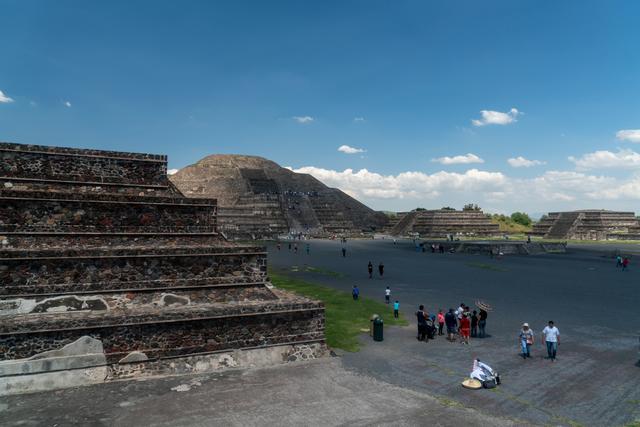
[
  {"left": 437, "top": 309, "right": 445, "bottom": 336},
  {"left": 622, "top": 257, "right": 630, "bottom": 271},
  {"left": 459, "top": 313, "right": 471, "bottom": 345}
]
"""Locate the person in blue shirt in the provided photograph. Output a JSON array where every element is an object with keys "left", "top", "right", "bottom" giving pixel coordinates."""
[
  {"left": 352, "top": 285, "right": 359, "bottom": 301},
  {"left": 393, "top": 300, "right": 400, "bottom": 318}
]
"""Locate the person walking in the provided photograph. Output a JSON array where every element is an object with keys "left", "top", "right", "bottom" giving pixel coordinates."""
[
  {"left": 437, "top": 309, "right": 445, "bottom": 336},
  {"left": 384, "top": 286, "right": 391, "bottom": 304},
  {"left": 459, "top": 313, "right": 471, "bottom": 345},
  {"left": 288, "top": 242, "right": 291, "bottom": 251},
  {"left": 378, "top": 262, "right": 385, "bottom": 278},
  {"left": 352, "top": 285, "right": 359, "bottom": 301},
  {"left": 478, "top": 309, "right": 488, "bottom": 338},
  {"left": 616, "top": 255, "right": 622, "bottom": 268},
  {"left": 367, "top": 261, "right": 373, "bottom": 279},
  {"left": 277, "top": 242, "right": 281, "bottom": 251},
  {"left": 541, "top": 321, "right": 560, "bottom": 361},
  {"left": 622, "top": 257, "right": 630, "bottom": 271},
  {"left": 444, "top": 308, "right": 457, "bottom": 342},
  {"left": 305, "top": 243, "right": 310, "bottom": 255},
  {"left": 471, "top": 310, "right": 479, "bottom": 338},
  {"left": 416, "top": 305, "right": 427, "bottom": 341},
  {"left": 341, "top": 247, "right": 346, "bottom": 258},
  {"left": 519, "top": 323, "right": 534, "bottom": 359},
  {"left": 393, "top": 300, "right": 400, "bottom": 318},
  {"left": 294, "top": 243, "right": 298, "bottom": 254}
]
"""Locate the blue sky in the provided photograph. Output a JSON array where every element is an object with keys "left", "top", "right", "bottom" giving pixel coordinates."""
[{"left": 1, "top": 1, "right": 640, "bottom": 214}]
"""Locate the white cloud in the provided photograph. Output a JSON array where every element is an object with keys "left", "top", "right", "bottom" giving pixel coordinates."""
[
  {"left": 0, "top": 90, "right": 14, "bottom": 103},
  {"left": 292, "top": 116, "right": 314, "bottom": 124},
  {"left": 472, "top": 108, "right": 521, "bottom": 126},
  {"left": 507, "top": 156, "right": 546, "bottom": 168},
  {"left": 338, "top": 145, "right": 366, "bottom": 154},
  {"left": 569, "top": 149, "right": 640, "bottom": 170},
  {"left": 353, "top": 117, "right": 366, "bottom": 122},
  {"left": 64, "top": 101, "right": 72, "bottom": 108},
  {"left": 292, "top": 166, "right": 506, "bottom": 201},
  {"left": 167, "top": 169, "right": 179, "bottom": 175},
  {"left": 432, "top": 153, "right": 484, "bottom": 165},
  {"left": 288, "top": 163, "right": 640, "bottom": 213},
  {"left": 616, "top": 129, "right": 640, "bottom": 143}
]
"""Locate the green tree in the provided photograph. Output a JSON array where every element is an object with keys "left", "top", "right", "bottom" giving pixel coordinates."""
[{"left": 510, "top": 212, "right": 532, "bottom": 227}]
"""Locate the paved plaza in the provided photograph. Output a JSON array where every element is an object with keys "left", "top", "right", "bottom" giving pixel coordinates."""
[
  {"left": 269, "top": 238, "right": 640, "bottom": 427},
  {"left": 1, "top": 239, "right": 638, "bottom": 426}
]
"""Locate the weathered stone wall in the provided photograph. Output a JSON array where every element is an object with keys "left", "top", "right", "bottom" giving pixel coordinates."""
[
  {"left": 0, "top": 142, "right": 167, "bottom": 186},
  {"left": 0, "top": 307, "right": 324, "bottom": 363},
  {"left": 0, "top": 191, "right": 216, "bottom": 233},
  {"left": 0, "top": 248, "right": 266, "bottom": 296}
]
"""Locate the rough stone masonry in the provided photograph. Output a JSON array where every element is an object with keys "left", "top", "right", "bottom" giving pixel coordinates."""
[{"left": 0, "top": 142, "right": 325, "bottom": 395}]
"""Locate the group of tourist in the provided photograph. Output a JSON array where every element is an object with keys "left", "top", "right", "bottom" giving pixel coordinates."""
[
  {"left": 518, "top": 321, "right": 561, "bottom": 361},
  {"left": 413, "top": 303, "right": 488, "bottom": 344},
  {"left": 615, "top": 255, "right": 630, "bottom": 271},
  {"left": 367, "top": 261, "right": 385, "bottom": 278},
  {"left": 277, "top": 242, "right": 311, "bottom": 254}
]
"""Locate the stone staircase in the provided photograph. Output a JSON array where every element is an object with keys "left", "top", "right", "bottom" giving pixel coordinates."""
[
  {"left": 0, "top": 142, "right": 325, "bottom": 394},
  {"left": 389, "top": 211, "right": 419, "bottom": 236},
  {"left": 544, "top": 212, "right": 582, "bottom": 239}
]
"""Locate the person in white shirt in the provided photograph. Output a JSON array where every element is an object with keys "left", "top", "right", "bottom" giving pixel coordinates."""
[
  {"left": 384, "top": 287, "right": 391, "bottom": 304},
  {"left": 541, "top": 321, "right": 560, "bottom": 361}
]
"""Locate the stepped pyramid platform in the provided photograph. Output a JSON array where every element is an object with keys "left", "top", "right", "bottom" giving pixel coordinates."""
[
  {"left": 530, "top": 210, "right": 640, "bottom": 240},
  {"left": 170, "top": 154, "right": 388, "bottom": 239},
  {"left": 388, "top": 209, "right": 499, "bottom": 238},
  {"left": 0, "top": 142, "right": 325, "bottom": 395}
]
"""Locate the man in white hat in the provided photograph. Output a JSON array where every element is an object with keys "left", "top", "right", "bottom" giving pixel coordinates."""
[{"left": 518, "top": 323, "right": 534, "bottom": 359}]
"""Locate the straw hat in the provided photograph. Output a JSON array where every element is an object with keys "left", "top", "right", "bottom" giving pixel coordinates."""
[
  {"left": 461, "top": 378, "right": 482, "bottom": 390},
  {"left": 475, "top": 300, "right": 493, "bottom": 312}
]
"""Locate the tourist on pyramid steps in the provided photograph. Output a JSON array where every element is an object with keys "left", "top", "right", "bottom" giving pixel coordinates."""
[
  {"left": 445, "top": 308, "right": 457, "bottom": 342},
  {"left": 368, "top": 261, "right": 373, "bottom": 279},
  {"left": 305, "top": 243, "right": 310, "bottom": 255},
  {"left": 519, "top": 323, "right": 534, "bottom": 359},
  {"left": 384, "top": 286, "right": 391, "bottom": 304},
  {"left": 378, "top": 262, "right": 385, "bottom": 278},
  {"left": 437, "top": 309, "right": 445, "bottom": 336},
  {"left": 459, "top": 313, "right": 471, "bottom": 344},
  {"left": 341, "top": 247, "right": 347, "bottom": 257},
  {"left": 478, "top": 309, "right": 488, "bottom": 338},
  {"left": 393, "top": 300, "right": 400, "bottom": 318},
  {"left": 616, "top": 255, "right": 622, "bottom": 268},
  {"left": 622, "top": 257, "right": 630, "bottom": 271},
  {"left": 542, "top": 321, "right": 560, "bottom": 361},
  {"left": 352, "top": 285, "right": 359, "bottom": 301},
  {"left": 471, "top": 310, "right": 479, "bottom": 338},
  {"left": 416, "top": 305, "right": 427, "bottom": 341}
]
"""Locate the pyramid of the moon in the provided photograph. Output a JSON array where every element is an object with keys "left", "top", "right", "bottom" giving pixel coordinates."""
[{"left": 170, "top": 154, "right": 388, "bottom": 239}]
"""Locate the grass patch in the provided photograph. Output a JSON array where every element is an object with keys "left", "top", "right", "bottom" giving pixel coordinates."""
[
  {"left": 270, "top": 272, "right": 407, "bottom": 352},
  {"left": 466, "top": 262, "right": 508, "bottom": 272},
  {"left": 303, "top": 265, "right": 345, "bottom": 278}
]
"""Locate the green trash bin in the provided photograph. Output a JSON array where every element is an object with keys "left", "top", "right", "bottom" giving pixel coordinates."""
[{"left": 373, "top": 317, "right": 384, "bottom": 342}]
